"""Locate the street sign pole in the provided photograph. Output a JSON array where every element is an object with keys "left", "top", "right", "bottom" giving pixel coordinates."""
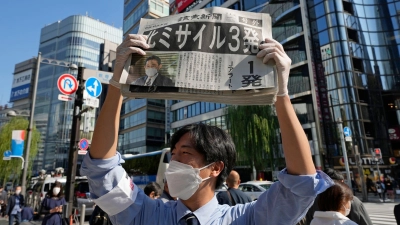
[
  {"left": 65, "top": 64, "right": 84, "bottom": 218},
  {"left": 337, "top": 118, "right": 352, "bottom": 189}
]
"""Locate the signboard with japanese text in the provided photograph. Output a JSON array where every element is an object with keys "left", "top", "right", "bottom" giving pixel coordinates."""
[
  {"left": 120, "top": 7, "right": 278, "bottom": 105},
  {"left": 10, "top": 70, "right": 32, "bottom": 102},
  {"left": 176, "top": 0, "right": 195, "bottom": 13}
]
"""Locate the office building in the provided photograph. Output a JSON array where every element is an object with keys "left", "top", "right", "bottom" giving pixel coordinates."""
[
  {"left": 261, "top": 0, "right": 400, "bottom": 178},
  {"left": 119, "top": 0, "right": 170, "bottom": 154},
  {"left": 34, "top": 15, "right": 122, "bottom": 172}
]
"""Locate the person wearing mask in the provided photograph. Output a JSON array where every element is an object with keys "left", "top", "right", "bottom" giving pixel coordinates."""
[
  {"left": 132, "top": 55, "right": 174, "bottom": 86},
  {"left": 159, "top": 180, "right": 176, "bottom": 203},
  {"left": 80, "top": 34, "right": 333, "bottom": 225},
  {"left": 303, "top": 169, "right": 372, "bottom": 225},
  {"left": 143, "top": 182, "right": 162, "bottom": 199},
  {"left": 0, "top": 186, "right": 8, "bottom": 217},
  {"left": 376, "top": 180, "right": 386, "bottom": 202},
  {"left": 216, "top": 170, "right": 252, "bottom": 206},
  {"left": 6, "top": 186, "right": 24, "bottom": 225},
  {"left": 21, "top": 204, "right": 34, "bottom": 222},
  {"left": 310, "top": 180, "right": 357, "bottom": 225},
  {"left": 40, "top": 181, "right": 65, "bottom": 225}
]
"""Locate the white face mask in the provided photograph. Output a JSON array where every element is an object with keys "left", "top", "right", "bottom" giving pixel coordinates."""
[
  {"left": 53, "top": 187, "right": 61, "bottom": 196},
  {"left": 15, "top": 190, "right": 21, "bottom": 195},
  {"left": 165, "top": 160, "right": 213, "bottom": 200},
  {"left": 145, "top": 68, "right": 158, "bottom": 77},
  {"left": 342, "top": 202, "right": 351, "bottom": 216}
]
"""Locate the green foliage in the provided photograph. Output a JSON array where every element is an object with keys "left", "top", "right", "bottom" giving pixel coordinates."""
[
  {"left": 0, "top": 117, "right": 41, "bottom": 185},
  {"left": 226, "top": 105, "right": 280, "bottom": 173}
]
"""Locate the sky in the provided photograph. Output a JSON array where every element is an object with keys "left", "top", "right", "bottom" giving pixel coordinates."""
[{"left": 0, "top": 1, "right": 123, "bottom": 106}]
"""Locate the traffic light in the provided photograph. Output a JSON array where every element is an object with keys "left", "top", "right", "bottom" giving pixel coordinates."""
[{"left": 374, "top": 148, "right": 382, "bottom": 159}]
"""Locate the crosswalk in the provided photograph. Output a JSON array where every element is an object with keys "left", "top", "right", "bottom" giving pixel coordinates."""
[{"left": 364, "top": 202, "right": 397, "bottom": 225}]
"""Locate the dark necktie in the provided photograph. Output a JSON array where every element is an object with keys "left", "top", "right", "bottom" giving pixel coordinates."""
[
  {"left": 180, "top": 213, "right": 200, "bottom": 225},
  {"left": 145, "top": 78, "right": 152, "bottom": 86}
]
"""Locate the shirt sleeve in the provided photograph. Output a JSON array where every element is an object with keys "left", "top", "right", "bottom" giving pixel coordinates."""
[
  {"left": 253, "top": 170, "right": 334, "bottom": 225},
  {"left": 80, "top": 152, "right": 177, "bottom": 225}
]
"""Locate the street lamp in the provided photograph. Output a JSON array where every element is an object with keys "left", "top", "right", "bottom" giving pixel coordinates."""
[{"left": 14, "top": 52, "right": 78, "bottom": 196}]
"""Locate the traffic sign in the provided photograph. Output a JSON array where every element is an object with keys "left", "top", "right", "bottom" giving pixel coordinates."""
[
  {"left": 85, "top": 77, "right": 102, "bottom": 98},
  {"left": 79, "top": 138, "right": 89, "bottom": 150},
  {"left": 343, "top": 127, "right": 351, "bottom": 137},
  {"left": 374, "top": 148, "right": 381, "bottom": 159},
  {"left": 83, "top": 96, "right": 99, "bottom": 108},
  {"left": 57, "top": 74, "right": 78, "bottom": 95},
  {"left": 3, "top": 150, "right": 11, "bottom": 160},
  {"left": 58, "top": 94, "right": 74, "bottom": 102},
  {"left": 345, "top": 136, "right": 352, "bottom": 142}
]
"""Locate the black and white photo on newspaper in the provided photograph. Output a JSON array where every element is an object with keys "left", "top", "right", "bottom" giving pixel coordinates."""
[{"left": 119, "top": 7, "right": 278, "bottom": 105}]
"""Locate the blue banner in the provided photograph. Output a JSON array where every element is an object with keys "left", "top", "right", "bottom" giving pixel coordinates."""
[{"left": 10, "top": 83, "right": 30, "bottom": 102}]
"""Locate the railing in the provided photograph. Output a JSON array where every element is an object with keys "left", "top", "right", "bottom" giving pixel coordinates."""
[
  {"left": 261, "top": 1, "right": 300, "bottom": 22},
  {"left": 288, "top": 77, "right": 311, "bottom": 95}
]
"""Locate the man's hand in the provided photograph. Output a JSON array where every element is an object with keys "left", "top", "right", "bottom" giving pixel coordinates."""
[
  {"left": 113, "top": 34, "right": 149, "bottom": 81},
  {"left": 257, "top": 38, "right": 291, "bottom": 96}
]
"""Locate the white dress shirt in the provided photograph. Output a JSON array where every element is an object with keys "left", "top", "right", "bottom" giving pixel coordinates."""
[{"left": 311, "top": 211, "right": 358, "bottom": 225}]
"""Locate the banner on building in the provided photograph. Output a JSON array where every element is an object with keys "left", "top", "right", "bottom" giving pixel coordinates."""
[
  {"left": 119, "top": 7, "right": 278, "bottom": 105},
  {"left": 176, "top": 0, "right": 196, "bottom": 13}
]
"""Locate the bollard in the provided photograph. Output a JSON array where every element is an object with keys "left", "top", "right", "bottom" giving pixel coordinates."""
[{"left": 80, "top": 204, "right": 86, "bottom": 225}]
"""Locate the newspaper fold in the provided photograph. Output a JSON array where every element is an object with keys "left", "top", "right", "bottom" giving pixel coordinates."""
[{"left": 119, "top": 7, "right": 278, "bottom": 105}]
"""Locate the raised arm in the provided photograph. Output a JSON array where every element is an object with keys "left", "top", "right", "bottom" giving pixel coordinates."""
[
  {"left": 90, "top": 35, "right": 149, "bottom": 159},
  {"left": 258, "top": 38, "right": 315, "bottom": 175}
]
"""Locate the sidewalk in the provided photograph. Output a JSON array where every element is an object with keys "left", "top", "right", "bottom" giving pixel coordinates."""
[{"left": 355, "top": 191, "right": 400, "bottom": 204}]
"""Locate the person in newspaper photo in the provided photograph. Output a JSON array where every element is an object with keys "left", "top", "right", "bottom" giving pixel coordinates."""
[
  {"left": 80, "top": 34, "right": 334, "bottom": 225},
  {"left": 131, "top": 55, "right": 174, "bottom": 86}
]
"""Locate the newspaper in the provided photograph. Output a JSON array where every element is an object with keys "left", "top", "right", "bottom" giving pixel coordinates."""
[{"left": 119, "top": 7, "right": 278, "bottom": 105}]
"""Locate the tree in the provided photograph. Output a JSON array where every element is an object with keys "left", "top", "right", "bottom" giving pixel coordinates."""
[
  {"left": 0, "top": 117, "right": 40, "bottom": 185},
  {"left": 226, "top": 105, "right": 280, "bottom": 180}
]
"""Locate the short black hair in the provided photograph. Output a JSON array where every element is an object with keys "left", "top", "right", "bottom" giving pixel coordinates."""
[
  {"left": 144, "top": 182, "right": 162, "bottom": 196},
  {"left": 318, "top": 180, "right": 353, "bottom": 211},
  {"left": 145, "top": 55, "right": 161, "bottom": 65},
  {"left": 324, "top": 168, "right": 344, "bottom": 181},
  {"left": 170, "top": 123, "right": 236, "bottom": 188}
]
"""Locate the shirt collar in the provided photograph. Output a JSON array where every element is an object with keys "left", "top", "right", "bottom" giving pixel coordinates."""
[
  {"left": 313, "top": 211, "right": 349, "bottom": 220},
  {"left": 146, "top": 73, "right": 159, "bottom": 84},
  {"left": 176, "top": 196, "right": 219, "bottom": 225}
]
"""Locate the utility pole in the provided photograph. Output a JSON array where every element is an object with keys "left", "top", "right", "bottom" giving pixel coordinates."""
[
  {"left": 354, "top": 145, "right": 367, "bottom": 201},
  {"left": 337, "top": 118, "right": 352, "bottom": 189},
  {"left": 65, "top": 64, "right": 84, "bottom": 218}
]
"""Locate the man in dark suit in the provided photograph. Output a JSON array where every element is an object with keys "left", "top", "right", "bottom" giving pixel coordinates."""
[
  {"left": 6, "top": 186, "right": 24, "bottom": 225},
  {"left": 132, "top": 55, "right": 174, "bottom": 86},
  {"left": 216, "top": 170, "right": 252, "bottom": 206}
]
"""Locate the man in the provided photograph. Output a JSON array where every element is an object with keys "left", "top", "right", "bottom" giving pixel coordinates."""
[
  {"left": 6, "top": 186, "right": 24, "bottom": 225},
  {"left": 81, "top": 34, "right": 333, "bottom": 225},
  {"left": 0, "top": 186, "right": 8, "bottom": 217},
  {"left": 132, "top": 55, "right": 174, "bottom": 86},
  {"left": 303, "top": 169, "right": 372, "bottom": 225},
  {"left": 216, "top": 170, "right": 252, "bottom": 206},
  {"left": 159, "top": 180, "right": 176, "bottom": 203}
]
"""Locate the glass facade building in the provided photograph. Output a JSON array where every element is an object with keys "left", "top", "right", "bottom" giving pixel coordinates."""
[
  {"left": 262, "top": 0, "right": 400, "bottom": 178},
  {"left": 120, "top": 0, "right": 170, "bottom": 154},
  {"left": 34, "top": 15, "right": 122, "bottom": 173}
]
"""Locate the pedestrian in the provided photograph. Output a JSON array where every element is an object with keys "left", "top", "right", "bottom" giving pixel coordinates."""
[
  {"left": 0, "top": 185, "right": 8, "bottom": 217},
  {"left": 40, "top": 181, "right": 65, "bottom": 225},
  {"left": 384, "top": 177, "right": 394, "bottom": 201},
  {"left": 303, "top": 168, "right": 372, "bottom": 225},
  {"left": 80, "top": 34, "right": 334, "bottom": 224},
  {"left": 21, "top": 204, "right": 34, "bottom": 222},
  {"left": 310, "top": 180, "right": 357, "bottom": 225},
  {"left": 376, "top": 180, "right": 386, "bottom": 202},
  {"left": 143, "top": 182, "right": 162, "bottom": 199},
  {"left": 159, "top": 180, "right": 176, "bottom": 203},
  {"left": 366, "top": 177, "right": 376, "bottom": 195},
  {"left": 216, "top": 170, "right": 252, "bottom": 206},
  {"left": 6, "top": 186, "right": 24, "bottom": 225}
]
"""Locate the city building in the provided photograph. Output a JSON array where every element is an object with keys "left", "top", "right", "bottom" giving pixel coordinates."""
[
  {"left": 34, "top": 15, "right": 122, "bottom": 173},
  {"left": 10, "top": 58, "right": 37, "bottom": 111},
  {"left": 261, "top": 0, "right": 400, "bottom": 180},
  {"left": 119, "top": 0, "right": 170, "bottom": 154}
]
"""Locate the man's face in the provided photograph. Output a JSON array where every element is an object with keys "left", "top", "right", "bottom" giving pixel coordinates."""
[
  {"left": 144, "top": 59, "right": 162, "bottom": 71},
  {"left": 171, "top": 133, "right": 212, "bottom": 184},
  {"left": 15, "top": 187, "right": 21, "bottom": 193}
]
